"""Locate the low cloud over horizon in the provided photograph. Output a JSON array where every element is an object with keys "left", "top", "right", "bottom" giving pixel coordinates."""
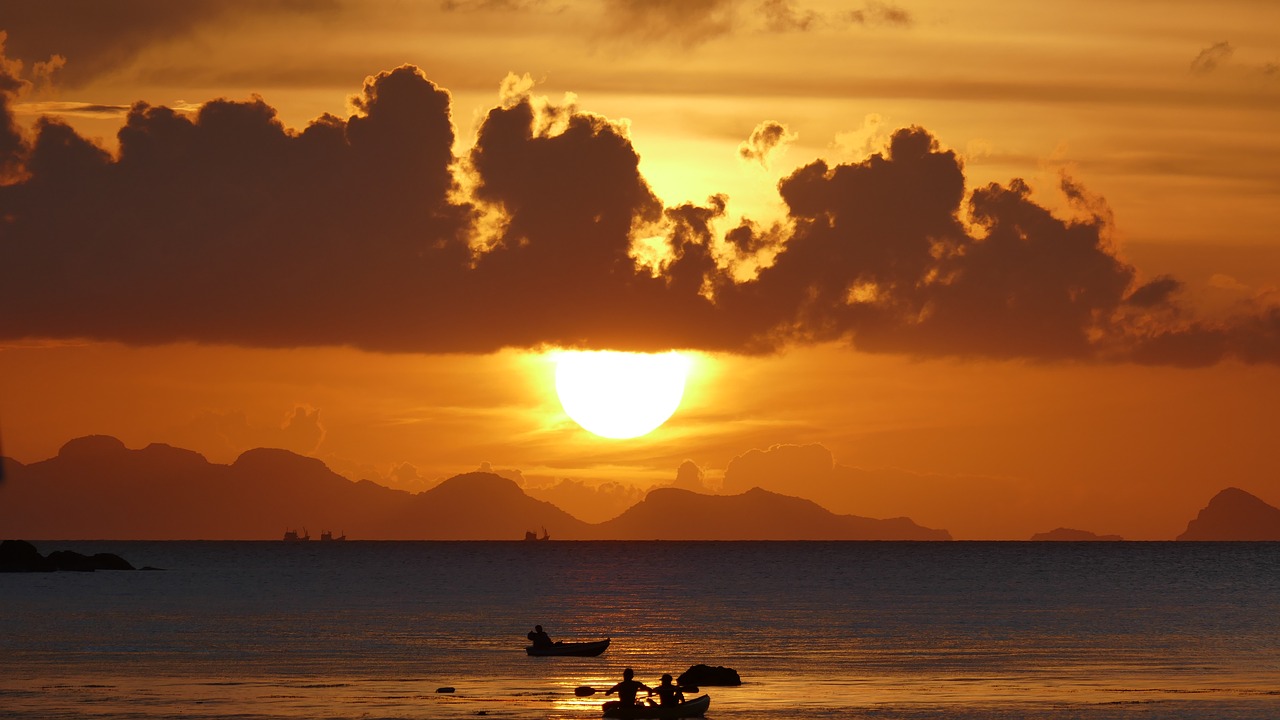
[{"left": 2, "top": 52, "right": 1277, "bottom": 365}]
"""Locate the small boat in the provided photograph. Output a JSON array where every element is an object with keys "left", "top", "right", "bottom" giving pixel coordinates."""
[
  {"left": 283, "top": 528, "right": 310, "bottom": 542},
  {"left": 602, "top": 695, "right": 710, "bottom": 719},
  {"left": 524, "top": 527, "right": 550, "bottom": 541},
  {"left": 525, "top": 638, "right": 610, "bottom": 657}
]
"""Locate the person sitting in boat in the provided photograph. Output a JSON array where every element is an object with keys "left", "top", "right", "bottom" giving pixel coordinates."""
[
  {"left": 526, "top": 625, "right": 553, "bottom": 648},
  {"left": 605, "top": 668, "right": 651, "bottom": 707},
  {"left": 652, "top": 673, "right": 685, "bottom": 707}
]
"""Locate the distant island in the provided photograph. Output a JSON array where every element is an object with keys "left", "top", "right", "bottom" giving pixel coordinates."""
[
  {"left": 1030, "top": 528, "right": 1123, "bottom": 541},
  {"left": 1177, "top": 487, "right": 1280, "bottom": 541},
  {"left": 5, "top": 436, "right": 1277, "bottom": 541},
  {"left": 0, "top": 436, "right": 949, "bottom": 541}
]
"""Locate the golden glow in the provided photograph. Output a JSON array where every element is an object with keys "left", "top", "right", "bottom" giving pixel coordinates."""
[{"left": 553, "top": 350, "right": 691, "bottom": 439}]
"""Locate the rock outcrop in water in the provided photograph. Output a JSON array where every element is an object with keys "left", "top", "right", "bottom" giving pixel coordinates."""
[
  {"left": 1176, "top": 487, "right": 1280, "bottom": 541},
  {"left": 1030, "top": 527, "right": 1123, "bottom": 541},
  {"left": 0, "top": 539, "right": 136, "bottom": 572},
  {"left": 677, "top": 664, "right": 741, "bottom": 687}
]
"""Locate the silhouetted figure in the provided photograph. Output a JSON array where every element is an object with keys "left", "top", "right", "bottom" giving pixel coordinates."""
[
  {"left": 527, "top": 624, "right": 553, "bottom": 647},
  {"left": 605, "top": 668, "right": 651, "bottom": 707},
  {"left": 652, "top": 673, "right": 684, "bottom": 707}
]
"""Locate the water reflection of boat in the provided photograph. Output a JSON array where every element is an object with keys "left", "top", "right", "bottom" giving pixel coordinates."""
[
  {"left": 283, "top": 528, "right": 310, "bottom": 542},
  {"left": 524, "top": 527, "right": 550, "bottom": 541},
  {"left": 526, "top": 638, "right": 610, "bottom": 657},
  {"left": 320, "top": 530, "right": 346, "bottom": 541},
  {"left": 602, "top": 695, "right": 710, "bottom": 718}
]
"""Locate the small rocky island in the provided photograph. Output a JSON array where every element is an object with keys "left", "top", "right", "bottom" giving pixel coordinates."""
[
  {"left": 1177, "top": 487, "right": 1280, "bottom": 541},
  {"left": 1030, "top": 528, "right": 1123, "bottom": 541},
  {"left": 0, "top": 539, "right": 142, "bottom": 572}
]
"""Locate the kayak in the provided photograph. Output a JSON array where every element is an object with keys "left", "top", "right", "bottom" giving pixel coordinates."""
[
  {"left": 602, "top": 695, "right": 710, "bottom": 719},
  {"left": 525, "top": 638, "right": 610, "bottom": 657}
]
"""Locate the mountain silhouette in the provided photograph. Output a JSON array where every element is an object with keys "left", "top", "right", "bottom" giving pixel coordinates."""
[
  {"left": 0, "top": 436, "right": 951, "bottom": 540},
  {"left": 1029, "top": 527, "right": 1123, "bottom": 541},
  {"left": 1176, "top": 487, "right": 1280, "bottom": 541},
  {"left": 397, "top": 472, "right": 591, "bottom": 540},
  {"left": 593, "top": 486, "right": 951, "bottom": 540}
]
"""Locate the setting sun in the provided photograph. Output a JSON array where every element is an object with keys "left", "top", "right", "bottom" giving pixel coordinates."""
[{"left": 553, "top": 350, "right": 692, "bottom": 439}]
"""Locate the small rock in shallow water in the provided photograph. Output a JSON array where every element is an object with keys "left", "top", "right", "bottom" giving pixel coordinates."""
[
  {"left": 677, "top": 664, "right": 741, "bottom": 686},
  {"left": 436, "top": 687, "right": 455, "bottom": 693},
  {"left": 575, "top": 685, "right": 596, "bottom": 696}
]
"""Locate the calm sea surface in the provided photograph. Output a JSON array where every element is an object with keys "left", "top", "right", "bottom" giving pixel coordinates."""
[{"left": 2, "top": 541, "right": 1278, "bottom": 720}]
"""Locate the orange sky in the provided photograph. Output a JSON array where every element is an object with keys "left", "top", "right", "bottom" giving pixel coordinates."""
[{"left": 1, "top": 0, "right": 1278, "bottom": 539}]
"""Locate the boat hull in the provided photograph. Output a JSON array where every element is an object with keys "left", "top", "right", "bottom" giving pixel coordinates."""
[
  {"left": 525, "top": 638, "right": 610, "bottom": 657},
  {"left": 602, "top": 695, "right": 710, "bottom": 719}
]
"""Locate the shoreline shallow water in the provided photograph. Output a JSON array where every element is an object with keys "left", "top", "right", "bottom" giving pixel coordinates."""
[{"left": 3, "top": 541, "right": 1278, "bottom": 719}]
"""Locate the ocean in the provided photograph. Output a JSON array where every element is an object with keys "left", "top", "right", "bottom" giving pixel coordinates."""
[{"left": 2, "top": 541, "right": 1277, "bottom": 719}]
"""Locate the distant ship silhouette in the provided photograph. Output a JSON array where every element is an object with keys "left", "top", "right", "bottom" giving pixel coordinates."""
[
  {"left": 283, "top": 527, "right": 310, "bottom": 541},
  {"left": 524, "top": 527, "right": 550, "bottom": 541},
  {"left": 320, "top": 530, "right": 346, "bottom": 541}
]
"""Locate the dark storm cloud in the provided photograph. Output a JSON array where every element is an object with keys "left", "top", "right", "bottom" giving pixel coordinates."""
[
  {"left": 440, "top": 0, "right": 545, "bottom": 11},
  {"left": 714, "top": 129, "right": 1137, "bottom": 360},
  {"left": 759, "top": 0, "right": 819, "bottom": 32},
  {"left": 599, "top": 0, "right": 845, "bottom": 46},
  {"left": 0, "top": 54, "right": 26, "bottom": 181},
  {"left": 0, "top": 65, "right": 475, "bottom": 351},
  {"left": 1, "top": 57, "right": 1276, "bottom": 365},
  {"left": 1125, "top": 275, "right": 1183, "bottom": 308},
  {"left": 0, "top": 0, "right": 337, "bottom": 86},
  {"left": 14, "top": 101, "right": 133, "bottom": 118},
  {"left": 1190, "top": 41, "right": 1234, "bottom": 74},
  {"left": 848, "top": 2, "right": 913, "bottom": 27},
  {"left": 600, "top": 0, "right": 737, "bottom": 47},
  {"left": 1132, "top": 306, "right": 1280, "bottom": 367}
]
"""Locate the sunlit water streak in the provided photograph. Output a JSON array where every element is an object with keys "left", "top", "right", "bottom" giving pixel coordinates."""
[{"left": 2, "top": 541, "right": 1278, "bottom": 719}]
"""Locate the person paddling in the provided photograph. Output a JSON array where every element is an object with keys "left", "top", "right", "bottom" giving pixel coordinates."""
[
  {"left": 605, "top": 668, "right": 651, "bottom": 707},
  {"left": 526, "top": 624, "right": 552, "bottom": 648},
  {"left": 652, "top": 673, "right": 685, "bottom": 707}
]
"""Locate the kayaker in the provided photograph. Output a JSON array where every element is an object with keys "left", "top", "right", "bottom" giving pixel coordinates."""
[
  {"left": 527, "top": 625, "right": 552, "bottom": 647},
  {"left": 605, "top": 668, "right": 651, "bottom": 707},
  {"left": 652, "top": 673, "right": 684, "bottom": 707}
]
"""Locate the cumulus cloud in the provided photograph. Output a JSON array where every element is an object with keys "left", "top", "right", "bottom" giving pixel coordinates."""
[
  {"left": 670, "top": 459, "right": 713, "bottom": 492},
  {"left": 525, "top": 477, "right": 644, "bottom": 523},
  {"left": 1190, "top": 41, "right": 1234, "bottom": 74},
  {"left": 168, "top": 405, "right": 325, "bottom": 460},
  {"left": 1, "top": 48, "right": 1276, "bottom": 365},
  {"left": 737, "top": 120, "right": 797, "bottom": 169},
  {"left": 721, "top": 443, "right": 835, "bottom": 496},
  {"left": 477, "top": 461, "right": 528, "bottom": 486}
]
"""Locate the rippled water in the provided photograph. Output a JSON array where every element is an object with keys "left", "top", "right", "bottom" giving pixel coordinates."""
[{"left": 2, "top": 541, "right": 1278, "bottom": 719}]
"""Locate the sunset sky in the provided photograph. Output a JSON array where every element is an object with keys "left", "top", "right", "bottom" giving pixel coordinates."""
[{"left": 1, "top": 0, "right": 1278, "bottom": 540}]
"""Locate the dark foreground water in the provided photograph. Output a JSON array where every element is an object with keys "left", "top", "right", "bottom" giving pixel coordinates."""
[{"left": 2, "top": 541, "right": 1278, "bottom": 719}]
